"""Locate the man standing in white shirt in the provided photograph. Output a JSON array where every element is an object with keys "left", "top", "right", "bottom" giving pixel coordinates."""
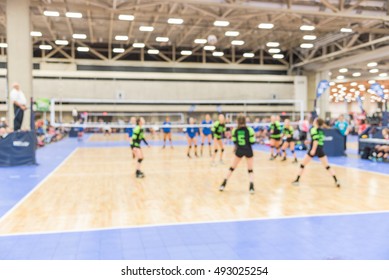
[
  {"left": 72, "top": 107, "right": 78, "bottom": 123},
  {"left": 10, "top": 83, "right": 27, "bottom": 131}
]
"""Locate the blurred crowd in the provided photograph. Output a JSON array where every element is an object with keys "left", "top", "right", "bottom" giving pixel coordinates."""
[{"left": 35, "top": 118, "right": 67, "bottom": 147}]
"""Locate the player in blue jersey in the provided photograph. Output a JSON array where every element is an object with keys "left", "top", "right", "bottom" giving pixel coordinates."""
[
  {"left": 186, "top": 117, "right": 200, "bottom": 158},
  {"left": 200, "top": 114, "right": 213, "bottom": 157},
  {"left": 252, "top": 117, "right": 261, "bottom": 143},
  {"left": 162, "top": 116, "right": 173, "bottom": 149}
]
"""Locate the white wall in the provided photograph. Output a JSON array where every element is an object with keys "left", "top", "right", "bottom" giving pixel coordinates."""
[
  {"left": 1, "top": 69, "right": 296, "bottom": 101},
  {"left": 0, "top": 76, "right": 6, "bottom": 100},
  {"left": 294, "top": 76, "right": 307, "bottom": 111},
  {"left": 32, "top": 78, "right": 294, "bottom": 101},
  {"left": 0, "top": 69, "right": 303, "bottom": 118}
]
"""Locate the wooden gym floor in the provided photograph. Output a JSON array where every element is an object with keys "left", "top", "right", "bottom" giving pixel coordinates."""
[{"left": 0, "top": 133, "right": 388, "bottom": 236}]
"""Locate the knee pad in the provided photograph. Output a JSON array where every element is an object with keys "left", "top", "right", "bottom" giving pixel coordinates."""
[
  {"left": 214, "top": 149, "right": 218, "bottom": 153},
  {"left": 300, "top": 164, "right": 305, "bottom": 169},
  {"left": 195, "top": 145, "right": 197, "bottom": 148},
  {"left": 201, "top": 143, "right": 204, "bottom": 146},
  {"left": 282, "top": 150, "right": 286, "bottom": 153},
  {"left": 248, "top": 169, "right": 253, "bottom": 173},
  {"left": 221, "top": 149, "right": 225, "bottom": 153},
  {"left": 138, "top": 159, "right": 143, "bottom": 163},
  {"left": 208, "top": 143, "right": 211, "bottom": 146},
  {"left": 326, "top": 166, "right": 330, "bottom": 170},
  {"left": 270, "top": 145, "right": 274, "bottom": 149},
  {"left": 291, "top": 150, "right": 295, "bottom": 153},
  {"left": 229, "top": 167, "right": 235, "bottom": 172},
  {"left": 188, "top": 146, "right": 192, "bottom": 149}
]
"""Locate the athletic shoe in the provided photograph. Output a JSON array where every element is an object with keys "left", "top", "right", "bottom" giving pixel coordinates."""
[
  {"left": 281, "top": 157, "right": 287, "bottom": 161},
  {"left": 219, "top": 180, "right": 227, "bottom": 192},
  {"left": 187, "top": 153, "right": 191, "bottom": 158},
  {"left": 269, "top": 156, "right": 275, "bottom": 161},
  {"left": 335, "top": 181, "right": 341, "bottom": 188},
  {"left": 292, "top": 180, "right": 300, "bottom": 186},
  {"left": 219, "top": 160, "right": 225, "bottom": 165},
  {"left": 249, "top": 183, "right": 255, "bottom": 194},
  {"left": 136, "top": 171, "right": 145, "bottom": 178},
  {"left": 293, "top": 158, "right": 298, "bottom": 164}
]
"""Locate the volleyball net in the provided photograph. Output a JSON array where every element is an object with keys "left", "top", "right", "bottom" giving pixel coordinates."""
[{"left": 48, "top": 98, "right": 305, "bottom": 131}]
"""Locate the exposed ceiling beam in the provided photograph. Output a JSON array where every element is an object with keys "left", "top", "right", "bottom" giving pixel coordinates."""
[
  {"left": 126, "top": 0, "right": 140, "bottom": 45},
  {"left": 292, "top": 36, "right": 389, "bottom": 69},
  {"left": 112, "top": 46, "right": 134, "bottom": 61},
  {"left": 185, "top": 4, "right": 218, "bottom": 18},
  {"left": 176, "top": 44, "right": 202, "bottom": 62},
  {"left": 77, "top": 41, "right": 108, "bottom": 60},
  {"left": 63, "top": 0, "right": 74, "bottom": 37},
  {"left": 87, "top": 2, "right": 95, "bottom": 43},
  {"left": 286, "top": 0, "right": 292, "bottom": 9},
  {"left": 37, "top": 6, "right": 56, "bottom": 40},
  {"left": 339, "top": 0, "right": 344, "bottom": 11},
  {"left": 320, "top": 0, "right": 339, "bottom": 13},
  {"left": 170, "top": 0, "right": 389, "bottom": 21},
  {"left": 307, "top": 44, "right": 389, "bottom": 72},
  {"left": 45, "top": 41, "right": 73, "bottom": 60},
  {"left": 107, "top": 0, "right": 117, "bottom": 59},
  {"left": 177, "top": 17, "right": 203, "bottom": 46}
]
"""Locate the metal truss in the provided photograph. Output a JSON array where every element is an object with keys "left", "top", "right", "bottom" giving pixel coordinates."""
[{"left": 0, "top": 0, "right": 388, "bottom": 72}]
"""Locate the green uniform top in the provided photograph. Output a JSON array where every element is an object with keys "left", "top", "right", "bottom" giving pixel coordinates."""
[
  {"left": 310, "top": 127, "right": 325, "bottom": 146},
  {"left": 270, "top": 121, "right": 282, "bottom": 138},
  {"left": 282, "top": 126, "right": 294, "bottom": 138},
  {"left": 232, "top": 127, "right": 255, "bottom": 149},
  {"left": 132, "top": 125, "right": 146, "bottom": 147},
  {"left": 211, "top": 121, "right": 226, "bottom": 139}
]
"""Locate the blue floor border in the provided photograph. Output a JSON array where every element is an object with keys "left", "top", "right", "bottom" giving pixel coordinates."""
[
  {"left": 1, "top": 212, "right": 389, "bottom": 260},
  {"left": 0, "top": 138, "right": 78, "bottom": 218}
]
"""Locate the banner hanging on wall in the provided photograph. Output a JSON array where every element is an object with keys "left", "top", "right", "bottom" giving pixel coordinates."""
[
  {"left": 316, "top": 80, "right": 330, "bottom": 99},
  {"left": 370, "top": 82, "right": 385, "bottom": 99},
  {"left": 314, "top": 80, "right": 330, "bottom": 116},
  {"left": 35, "top": 98, "right": 51, "bottom": 112}
]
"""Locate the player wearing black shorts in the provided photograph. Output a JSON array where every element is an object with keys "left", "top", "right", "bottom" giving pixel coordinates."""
[
  {"left": 211, "top": 114, "right": 226, "bottom": 165},
  {"left": 131, "top": 117, "right": 150, "bottom": 178},
  {"left": 219, "top": 114, "right": 255, "bottom": 194},
  {"left": 281, "top": 119, "right": 298, "bottom": 163},
  {"left": 292, "top": 118, "right": 340, "bottom": 187},
  {"left": 269, "top": 115, "right": 282, "bottom": 160}
]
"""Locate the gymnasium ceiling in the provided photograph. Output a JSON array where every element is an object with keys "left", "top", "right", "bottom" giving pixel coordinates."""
[{"left": 0, "top": 0, "right": 389, "bottom": 76}]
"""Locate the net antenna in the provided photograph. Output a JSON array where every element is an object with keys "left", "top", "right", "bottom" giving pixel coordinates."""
[{"left": 50, "top": 98, "right": 305, "bottom": 129}]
